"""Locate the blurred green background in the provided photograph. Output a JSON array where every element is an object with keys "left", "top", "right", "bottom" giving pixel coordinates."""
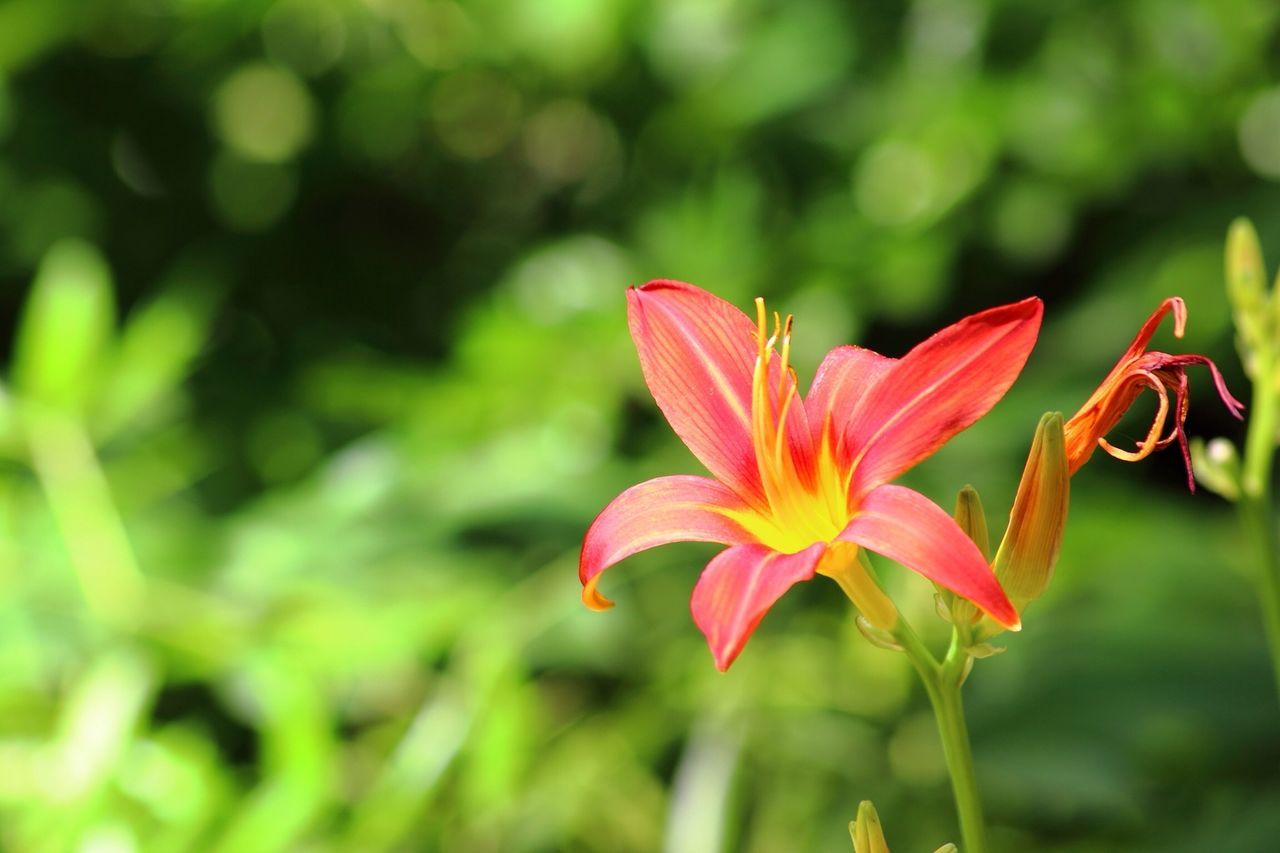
[{"left": 0, "top": 0, "right": 1277, "bottom": 851}]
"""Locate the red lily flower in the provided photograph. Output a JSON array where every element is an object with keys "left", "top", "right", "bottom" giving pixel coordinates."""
[
  {"left": 580, "top": 281, "right": 1042, "bottom": 670},
  {"left": 1063, "top": 297, "right": 1244, "bottom": 488}
]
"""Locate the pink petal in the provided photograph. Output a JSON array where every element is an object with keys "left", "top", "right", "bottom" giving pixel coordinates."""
[
  {"left": 845, "top": 297, "right": 1042, "bottom": 498},
  {"left": 837, "top": 484, "right": 1019, "bottom": 629},
  {"left": 805, "top": 344, "right": 895, "bottom": 465},
  {"left": 690, "top": 541, "right": 827, "bottom": 671},
  {"left": 628, "top": 281, "right": 766, "bottom": 507},
  {"left": 581, "top": 475, "right": 754, "bottom": 610}
]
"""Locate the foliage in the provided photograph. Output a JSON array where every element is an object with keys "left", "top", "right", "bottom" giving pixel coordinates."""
[{"left": 0, "top": 1, "right": 1278, "bottom": 851}]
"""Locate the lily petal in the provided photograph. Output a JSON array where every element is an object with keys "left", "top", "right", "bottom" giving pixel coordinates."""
[
  {"left": 690, "top": 541, "right": 827, "bottom": 671},
  {"left": 628, "top": 281, "right": 769, "bottom": 507},
  {"left": 1121, "top": 297, "right": 1185, "bottom": 363},
  {"left": 845, "top": 298, "right": 1042, "bottom": 498},
  {"left": 580, "top": 475, "right": 753, "bottom": 610},
  {"left": 805, "top": 345, "right": 895, "bottom": 465},
  {"left": 837, "top": 484, "right": 1020, "bottom": 629}
]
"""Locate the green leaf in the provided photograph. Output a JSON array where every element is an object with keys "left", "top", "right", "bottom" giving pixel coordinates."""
[
  {"left": 13, "top": 239, "right": 115, "bottom": 413},
  {"left": 92, "top": 286, "right": 216, "bottom": 439}
]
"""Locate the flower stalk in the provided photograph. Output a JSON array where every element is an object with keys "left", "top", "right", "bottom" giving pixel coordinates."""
[
  {"left": 833, "top": 553, "right": 990, "bottom": 853},
  {"left": 898, "top": 621, "right": 989, "bottom": 853},
  {"left": 1217, "top": 218, "right": 1280, "bottom": 705}
]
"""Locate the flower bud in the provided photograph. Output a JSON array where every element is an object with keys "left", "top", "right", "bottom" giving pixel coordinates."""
[
  {"left": 953, "top": 484, "right": 990, "bottom": 559},
  {"left": 948, "top": 486, "right": 991, "bottom": 626},
  {"left": 992, "top": 412, "right": 1069, "bottom": 614},
  {"left": 1190, "top": 436, "right": 1241, "bottom": 501},
  {"left": 1226, "top": 217, "right": 1271, "bottom": 377},
  {"left": 849, "top": 801, "right": 890, "bottom": 853}
]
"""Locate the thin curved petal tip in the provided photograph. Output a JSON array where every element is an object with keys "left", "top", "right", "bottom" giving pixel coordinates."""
[
  {"left": 581, "top": 577, "right": 614, "bottom": 611},
  {"left": 578, "top": 475, "right": 752, "bottom": 614}
]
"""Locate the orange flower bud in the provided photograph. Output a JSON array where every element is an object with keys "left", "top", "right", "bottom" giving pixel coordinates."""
[{"left": 993, "top": 412, "right": 1069, "bottom": 613}]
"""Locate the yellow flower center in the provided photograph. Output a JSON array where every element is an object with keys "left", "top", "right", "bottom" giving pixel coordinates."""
[{"left": 723, "top": 299, "right": 852, "bottom": 554}]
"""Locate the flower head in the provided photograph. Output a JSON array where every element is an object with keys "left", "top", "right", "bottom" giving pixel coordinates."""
[
  {"left": 1063, "top": 297, "right": 1244, "bottom": 489},
  {"left": 580, "top": 280, "right": 1042, "bottom": 669}
]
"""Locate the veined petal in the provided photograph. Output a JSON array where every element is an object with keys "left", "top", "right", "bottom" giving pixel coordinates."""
[
  {"left": 805, "top": 345, "right": 895, "bottom": 464},
  {"left": 845, "top": 298, "right": 1042, "bottom": 498},
  {"left": 581, "top": 475, "right": 753, "bottom": 610},
  {"left": 837, "top": 484, "right": 1019, "bottom": 629},
  {"left": 690, "top": 541, "right": 826, "bottom": 671},
  {"left": 628, "top": 281, "right": 766, "bottom": 506}
]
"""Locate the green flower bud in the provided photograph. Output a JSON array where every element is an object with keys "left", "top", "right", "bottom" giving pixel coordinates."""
[
  {"left": 954, "top": 484, "right": 990, "bottom": 559},
  {"left": 949, "top": 485, "right": 992, "bottom": 626},
  {"left": 850, "top": 801, "right": 890, "bottom": 853},
  {"left": 1226, "top": 217, "right": 1271, "bottom": 378}
]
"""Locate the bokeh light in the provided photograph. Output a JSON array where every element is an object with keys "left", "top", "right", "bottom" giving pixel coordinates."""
[{"left": 213, "top": 63, "right": 316, "bottom": 164}]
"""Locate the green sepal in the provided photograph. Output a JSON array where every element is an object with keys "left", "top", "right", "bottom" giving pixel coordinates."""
[
  {"left": 854, "top": 615, "right": 903, "bottom": 652},
  {"left": 1190, "top": 437, "right": 1241, "bottom": 501}
]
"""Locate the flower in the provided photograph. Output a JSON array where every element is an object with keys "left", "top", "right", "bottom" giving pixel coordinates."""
[
  {"left": 580, "top": 280, "right": 1042, "bottom": 669},
  {"left": 1063, "top": 297, "right": 1244, "bottom": 489}
]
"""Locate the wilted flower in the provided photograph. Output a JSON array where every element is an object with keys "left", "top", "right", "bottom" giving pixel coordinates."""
[{"left": 1063, "top": 297, "right": 1244, "bottom": 489}]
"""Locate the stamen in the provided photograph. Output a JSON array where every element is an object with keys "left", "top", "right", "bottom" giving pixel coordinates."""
[
  {"left": 778, "top": 314, "right": 793, "bottom": 397},
  {"left": 774, "top": 380, "right": 797, "bottom": 470},
  {"left": 754, "top": 298, "right": 768, "bottom": 361},
  {"left": 743, "top": 295, "right": 847, "bottom": 550}
]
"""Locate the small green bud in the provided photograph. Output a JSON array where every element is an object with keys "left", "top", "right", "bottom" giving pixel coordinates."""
[
  {"left": 933, "top": 845, "right": 959, "bottom": 853},
  {"left": 1190, "top": 437, "right": 1241, "bottom": 501},
  {"left": 1226, "top": 217, "right": 1271, "bottom": 377},
  {"left": 950, "top": 485, "right": 991, "bottom": 626},
  {"left": 954, "top": 484, "right": 990, "bottom": 559},
  {"left": 850, "top": 801, "right": 890, "bottom": 853}
]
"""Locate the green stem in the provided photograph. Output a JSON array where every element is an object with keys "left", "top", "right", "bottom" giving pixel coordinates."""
[
  {"left": 836, "top": 555, "right": 989, "bottom": 851},
  {"left": 1240, "top": 349, "right": 1280, "bottom": 705},
  {"left": 1242, "top": 495, "right": 1280, "bottom": 705},
  {"left": 896, "top": 621, "right": 988, "bottom": 853}
]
